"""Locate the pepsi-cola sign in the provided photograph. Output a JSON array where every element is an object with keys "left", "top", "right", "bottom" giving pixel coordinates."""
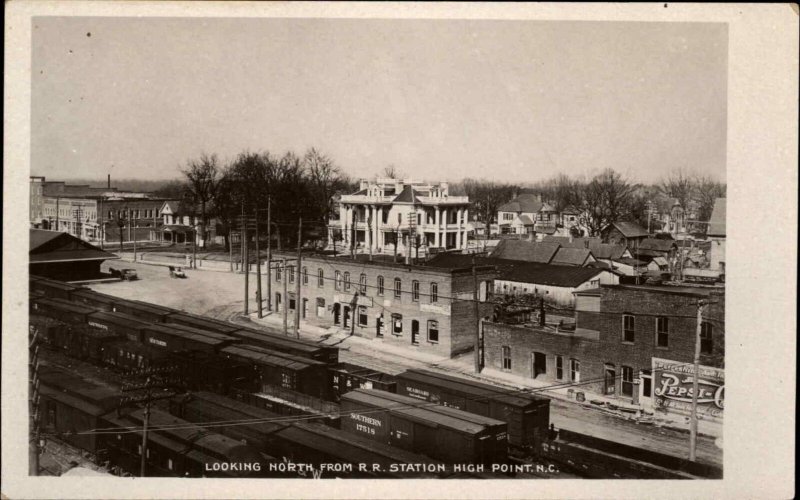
[{"left": 652, "top": 358, "right": 724, "bottom": 420}]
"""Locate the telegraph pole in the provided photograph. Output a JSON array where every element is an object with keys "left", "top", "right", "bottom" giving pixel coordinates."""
[
  {"left": 228, "top": 226, "right": 234, "bottom": 273},
  {"left": 242, "top": 203, "right": 249, "bottom": 315},
  {"left": 266, "top": 197, "right": 272, "bottom": 312},
  {"left": 295, "top": 217, "right": 302, "bottom": 339},
  {"left": 133, "top": 215, "right": 138, "bottom": 263},
  {"left": 282, "top": 258, "right": 288, "bottom": 335},
  {"left": 472, "top": 254, "right": 481, "bottom": 374},
  {"left": 255, "top": 207, "right": 263, "bottom": 318},
  {"left": 689, "top": 299, "right": 707, "bottom": 462},
  {"left": 191, "top": 224, "right": 197, "bottom": 269}
]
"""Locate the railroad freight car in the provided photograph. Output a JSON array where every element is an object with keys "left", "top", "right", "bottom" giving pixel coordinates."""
[
  {"left": 329, "top": 363, "right": 397, "bottom": 402},
  {"left": 220, "top": 344, "right": 332, "bottom": 401},
  {"left": 110, "top": 298, "right": 174, "bottom": 323},
  {"left": 340, "top": 389, "right": 509, "bottom": 465},
  {"left": 161, "top": 323, "right": 240, "bottom": 345},
  {"left": 69, "top": 324, "right": 121, "bottom": 362},
  {"left": 100, "top": 338, "right": 183, "bottom": 374},
  {"left": 87, "top": 310, "right": 151, "bottom": 342},
  {"left": 163, "top": 312, "right": 243, "bottom": 335},
  {"left": 70, "top": 289, "right": 119, "bottom": 311},
  {"left": 172, "top": 391, "right": 453, "bottom": 479},
  {"left": 29, "top": 314, "right": 66, "bottom": 346},
  {"left": 140, "top": 324, "right": 233, "bottom": 354},
  {"left": 229, "top": 326, "right": 338, "bottom": 364},
  {"left": 396, "top": 369, "right": 550, "bottom": 453},
  {"left": 31, "top": 297, "right": 97, "bottom": 324},
  {"left": 29, "top": 276, "right": 82, "bottom": 300}
]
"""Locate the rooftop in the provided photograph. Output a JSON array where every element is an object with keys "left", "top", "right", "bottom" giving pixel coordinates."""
[
  {"left": 707, "top": 198, "right": 726, "bottom": 237},
  {"left": 497, "top": 193, "right": 543, "bottom": 214}
]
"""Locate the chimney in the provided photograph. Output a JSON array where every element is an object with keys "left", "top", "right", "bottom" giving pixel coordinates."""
[{"left": 107, "top": 174, "right": 111, "bottom": 189}]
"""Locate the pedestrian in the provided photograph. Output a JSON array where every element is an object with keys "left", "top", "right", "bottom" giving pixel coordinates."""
[{"left": 548, "top": 423, "right": 558, "bottom": 441}]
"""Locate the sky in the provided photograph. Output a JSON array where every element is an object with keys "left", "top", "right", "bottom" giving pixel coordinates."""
[{"left": 31, "top": 18, "right": 727, "bottom": 185}]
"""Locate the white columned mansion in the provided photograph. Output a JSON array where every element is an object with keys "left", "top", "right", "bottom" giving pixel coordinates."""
[{"left": 328, "top": 178, "right": 471, "bottom": 257}]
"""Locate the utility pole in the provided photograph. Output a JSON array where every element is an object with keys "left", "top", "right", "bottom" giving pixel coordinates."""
[
  {"left": 191, "top": 223, "right": 197, "bottom": 269},
  {"left": 242, "top": 202, "right": 249, "bottom": 315},
  {"left": 295, "top": 217, "right": 302, "bottom": 339},
  {"left": 689, "top": 299, "right": 707, "bottom": 462},
  {"left": 228, "top": 226, "right": 234, "bottom": 273},
  {"left": 127, "top": 208, "right": 132, "bottom": 245},
  {"left": 281, "top": 258, "right": 288, "bottom": 335},
  {"left": 266, "top": 197, "right": 272, "bottom": 312},
  {"left": 255, "top": 207, "right": 262, "bottom": 318},
  {"left": 472, "top": 254, "right": 481, "bottom": 374},
  {"left": 133, "top": 215, "right": 138, "bottom": 263}
]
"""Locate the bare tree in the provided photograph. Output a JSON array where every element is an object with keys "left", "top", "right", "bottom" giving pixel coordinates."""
[
  {"left": 578, "top": 169, "right": 633, "bottom": 236},
  {"left": 462, "top": 179, "right": 519, "bottom": 226},
  {"left": 304, "top": 148, "right": 349, "bottom": 225},
  {"left": 659, "top": 168, "right": 695, "bottom": 213},
  {"left": 182, "top": 154, "right": 220, "bottom": 247},
  {"left": 695, "top": 175, "right": 726, "bottom": 223},
  {"left": 382, "top": 164, "right": 403, "bottom": 179}
]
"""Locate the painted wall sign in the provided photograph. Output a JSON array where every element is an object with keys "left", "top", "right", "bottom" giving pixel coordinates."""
[{"left": 652, "top": 357, "right": 724, "bottom": 420}]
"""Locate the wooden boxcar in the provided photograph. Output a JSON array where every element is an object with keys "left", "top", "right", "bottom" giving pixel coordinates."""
[
  {"left": 69, "top": 324, "right": 122, "bottom": 362},
  {"left": 161, "top": 322, "right": 240, "bottom": 345},
  {"left": 140, "top": 324, "right": 231, "bottom": 354},
  {"left": 328, "top": 363, "right": 397, "bottom": 402},
  {"left": 229, "top": 327, "right": 338, "bottom": 364},
  {"left": 220, "top": 344, "right": 332, "bottom": 401},
  {"left": 100, "top": 338, "right": 182, "bottom": 374},
  {"left": 395, "top": 368, "right": 550, "bottom": 452},
  {"left": 31, "top": 297, "right": 97, "bottom": 325},
  {"left": 70, "top": 289, "right": 119, "bottom": 312},
  {"left": 29, "top": 276, "right": 81, "bottom": 300},
  {"left": 87, "top": 310, "right": 151, "bottom": 342},
  {"left": 340, "top": 388, "right": 508, "bottom": 465},
  {"left": 111, "top": 298, "right": 174, "bottom": 323},
  {"left": 29, "top": 314, "right": 66, "bottom": 346},
  {"left": 163, "top": 312, "right": 243, "bottom": 335}
]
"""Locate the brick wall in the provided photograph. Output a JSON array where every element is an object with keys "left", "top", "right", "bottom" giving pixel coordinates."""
[{"left": 269, "top": 253, "right": 496, "bottom": 357}]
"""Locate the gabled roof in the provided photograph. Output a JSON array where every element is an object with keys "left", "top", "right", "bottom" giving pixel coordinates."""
[
  {"left": 30, "top": 229, "right": 118, "bottom": 264},
  {"left": 489, "top": 240, "right": 560, "bottom": 263},
  {"left": 707, "top": 198, "right": 726, "bottom": 237},
  {"left": 547, "top": 236, "right": 628, "bottom": 260},
  {"left": 497, "top": 193, "right": 542, "bottom": 214},
  {"left": 392, "top": 185, "right": 422, "bottom": 204},
  {"left": 561, "top": 206, "right": 580, "bottom": 215},
  {"left": 613, "top": 257, "right": 648, "bottom": 267},
  {"left": 515, "top": 215, "right": 534, "bottom": 225},
  {"left": 605, "top": 221, "right": 649, "bottom": 238},
  {"left": 550, "top": 247, "right": 594, "bottom": 266},
  {"left": 638, "top": 238, "right": 678, "bottom": 252},
  {"left": 539, "top": 203, "right": 556, "bottom": 212}
]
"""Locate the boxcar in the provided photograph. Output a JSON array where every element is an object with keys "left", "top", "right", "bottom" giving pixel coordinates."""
[
  {"left": 140, "top": 324, "right": 230, "bottom": 354},
  {"left": 31, "top": 297, "right": 97, "bottom": 325},
  {"left": 30, "top": 314, "right": 66, "bottom": 346},
  {"left": 161, "top": 322, "right": 240, "bottom": 345},
  {"left": 220, "top": 345, "right": 331, "bottom": 400},
  {"left": 87, "top": 310, "right": 151, "bottom": 342},
  {"left": 29, "top": 276, "right": 81, "bottom": 300},
  {"left": 163, "top": 312, "right": 242, "bottom": 335},
  {"left": 70, "top": 289, "right": 119, "bottom": 311},
  {"left": 174, "top": 391, "right": 448, "bottom": 478},
  {"left": 340, "top": 389, "right": 508, "bottom": 465},
  {"left": 70, "top": 324, "right": 121, "bottom": 362},
  {"left": 101, "top": 338, "right": 182, "bottom": 374},
  {"left": 328, "top": 363, "right": 397, "bottom": 402},
  {"left": 111, "top": 298, "right": 174, "bottom": 323},
  {"left": 229, "top": 327, "right": 338, "bottom": 364},
  {"left": 395, "top": 369, "right": 550, "bottom": 452}
]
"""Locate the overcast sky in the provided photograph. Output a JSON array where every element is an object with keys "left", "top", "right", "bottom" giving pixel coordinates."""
[{"left": 31, "top": 18, "right": 727, "bottom": 184}]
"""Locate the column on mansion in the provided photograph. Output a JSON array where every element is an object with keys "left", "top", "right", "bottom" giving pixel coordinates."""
[
  {"left": 456, "top": 208, "right": 463, "bottom": 250},
  {"left": 434, "top": 207, "right": 441, "bottom": 248},
  {"left": 442, "top": 208, "right": 447, "bottom": 249},
  {"left": 463, "top": 207, "right": 469, "bottom": 249},
  {"left": 376, "top": 206, "right": 383, "bottom": 251}
]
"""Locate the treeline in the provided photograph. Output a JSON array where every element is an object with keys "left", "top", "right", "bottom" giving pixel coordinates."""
[
  {"left": 448, "top": 169, "right": 725, "bottom": 236},
  {"left": 164, "top": 148, "right": 357, "bottom": 250}
]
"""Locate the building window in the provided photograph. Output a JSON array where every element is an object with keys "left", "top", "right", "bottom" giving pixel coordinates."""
[
  {"left": 622, "top": 314, "right": 635, "bottom": 343},
  {"left": 394, "top": 278, "right": 402, "bottom": 298},
  {"left": 427, "top": 320, "right": 439, "bottom": 343},
  {"left": 391, "top": 314, "right": 403, "bottom": 335},
  {"left": 275, "top": 293, "right": 282, "bottom": 312},
  {"left": 570, "top": 359, "right": 580, "bottom": 382},
  {"left": 358, "top": 306, "right": 368, "bottom": 327},
  {"left": 288, "top": 266, "right": 295, "bottom": 284},
  {"left": 430, "top": 283, "right": 438, "bottom": 303},
  {"left": 502, "top": 346, "right": 512, "bottom": 371},
  {"left": 276, "top": 265, "right": 282, "bottom": 282},
  {"left": 377, "top": 276, "right": 385, "bottom": 296},
  {"left": 700, "top": 322, "right": 713, "bottom": 354},
  {"left": 359, "top": 274, "right": 367, "bottom": 294},
  {"left": 412, "top": 281, "right": 420, "bottom": 301},
  {"left": 318, "top": 269, "right": 324, "bottom": 287},
  {"left": 555, "top": 356, "right": 564, "bottom": 380},
  {"left": 316, "top": 298, "right": 325, "bottom": 317},
  {"left": 621, "top": 365, "right": 634, "bottom": 397},
  {"left": 656, "top": 317, "right": 669, "bottom": 348},
  {"left": 344, "top": 272, "right": 351, "bottom": 291},
  {"left": 302, "top": 267, "right": 308, "bottom": 286},
  {"left": 335, "top": 271, "right": 342, "bottom": 290},
  {"left": 281, "top": 371, "right": 295, "bottom": 389}
]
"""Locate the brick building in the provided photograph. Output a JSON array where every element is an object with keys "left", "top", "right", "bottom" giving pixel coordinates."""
[
  {"left": 267, "top": 253, "right": 497, "bottom": 357},
  {"left": 483, "top": 284, "right": 724, "bottom": 410}
]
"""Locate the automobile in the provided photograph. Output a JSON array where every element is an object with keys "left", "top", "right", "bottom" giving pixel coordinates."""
[
  {"left": 168, "top": 266, "right": 187, "bottom": 279},
  {"left": 109, "top": 267, "right": 139, "bottom": 281}
]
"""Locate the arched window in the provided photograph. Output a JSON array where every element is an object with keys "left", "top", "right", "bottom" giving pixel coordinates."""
[
  {"left": 394, "top": 278, "right": 402, "bottom": 298},
  {"left": 344, "top": 272, "right": 351, "bottom": 291},
  {"left": 377, "top": 276, "right": 385, "bottom": 296},
  {"left": 430, "top": 283, "right": 438, "bottom": 303},
  {"left": 317, "top": 268, "right": 324, "bottom": 287},
  {"left": 302, "top": 267, "right": 308, "bottom": 285},
  {"left": 359, "top": 274, "right": 367, "bottom": 294}
]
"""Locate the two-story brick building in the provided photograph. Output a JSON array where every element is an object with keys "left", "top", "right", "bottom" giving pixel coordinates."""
[
  {"left": 483, "top": 284, "right": 724, "bottom": 412},
  {"left": 267, "top": 253, "right": 497, "bottom": 357}
]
